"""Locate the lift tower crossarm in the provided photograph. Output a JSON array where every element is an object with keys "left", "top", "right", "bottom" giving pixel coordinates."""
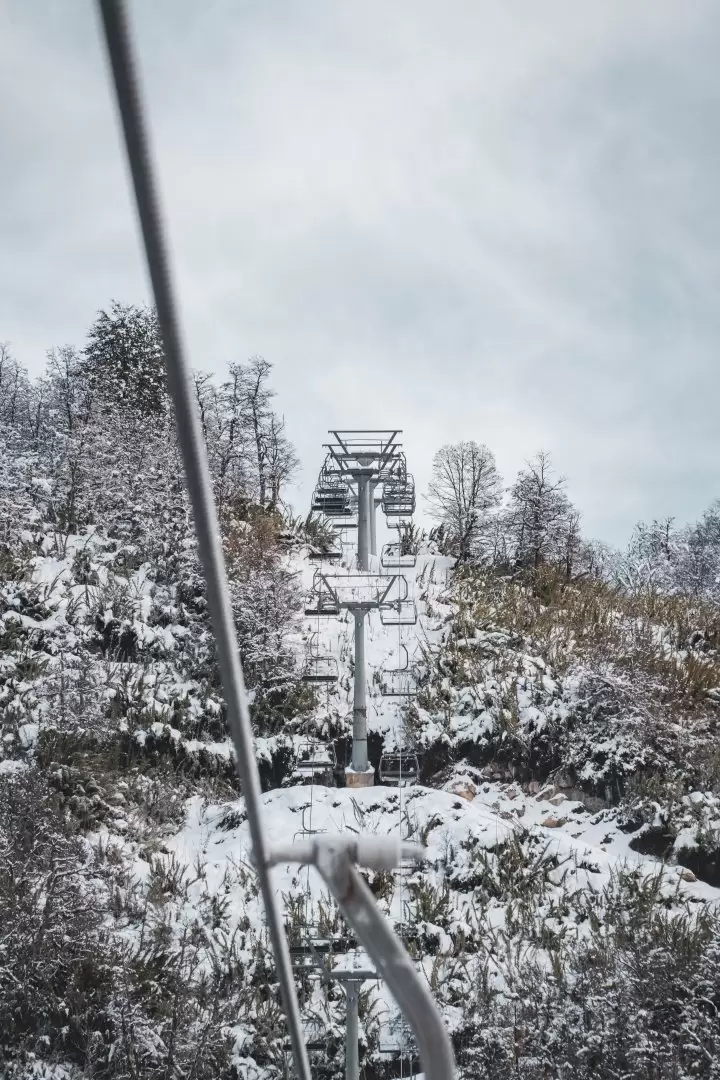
[
  {"left": 317, "top": 572, "right": 401, "bottom": 609},
  {"left": 322, "top": 431, "right": 405, "bottom": 569}
]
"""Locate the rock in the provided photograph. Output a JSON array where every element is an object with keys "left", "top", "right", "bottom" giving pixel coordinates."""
[
  {"left": 549, "top": 793, "right": 568, "bottom": 807},
  {"left": 527, "top": 780, "right": 541, "bottom": 795},
  {"left": 536, "top": 785, "right": 557, "bottom": 802},
  {"left": 679, "top": 868, "right": 697, "bottom": 883},
  {"left": 505, "top": 786, "right": 519, "bottom": 800},
  {"left": 448, "top": 778, "right": 477, "bottom": 801},
  {"left": 541, "top": 816, "right": 567, "bottom": 829}
]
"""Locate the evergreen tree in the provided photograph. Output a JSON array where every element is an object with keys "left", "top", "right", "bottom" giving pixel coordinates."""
[{"left": 83, "top": 301, "right": 166, "bottom": 415}]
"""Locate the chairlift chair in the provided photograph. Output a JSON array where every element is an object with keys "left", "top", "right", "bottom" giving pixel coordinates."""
[
  {"left": 288, "top": 929, "right": 354, "bottom": 966},
  {"left": 312, "top": 464, "right": 359, "bottom": 518},
  {"left": 380, "top": 542, "right": 417, "bottom": 569},
  {"left": 385, "top": 643, "right": 409, "bottom": 670},
  {"left": 292, "top": 804, "right": 326, "bottom": 843},
  {"left": 384, "top": 514, "right": 414, "bottom": 530},
  {"left": 380, "top": 600, "right": 418, "bottom": 626},
  {"left": 311, "top": 484, "right": 354, "bottom": 517},
  {"left": 288, "top": 930, "right": 334, "bottom": 967},
  {"left": 383, "top": 492, "right": 416, "bottom": 517},
  {"left": 308, "top": 546, "right": 342, "bottom": 562},
  {"left": 286, "top": 807, "right": 333, "bottom": 969},
  {"left": 305, "top": 572, "right": 340, "bottom": 615},
  {"left": 301, "top": 655, "right": 339, "bottom": 684},
  {"left": 382, "top": 473, "right": 416, "bottom": 518},
  {"left": 378, "top": 752, "right": 420, "bottom": 787},
  {"left": 304, "top": 593, "right": 340, "bottom": 617},
  {"left": 380, "top": 644, "right": 416, "bottom": 696},
  {"left": 381, "top": 671, "right": 417, "bottom": 697},
  {"left": 378, "top": 1014, "right": 419, "bottom": 1073},
  {"left": 292, "top": 739, "right": 337, "bottom": 785},
  {"left": 379, "top": 452, "right": 408, "bottom": 483}
]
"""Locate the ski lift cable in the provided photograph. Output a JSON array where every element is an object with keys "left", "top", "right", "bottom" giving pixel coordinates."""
[{"left": 94, "top": 5, "right": 310, "bottom": 1079}]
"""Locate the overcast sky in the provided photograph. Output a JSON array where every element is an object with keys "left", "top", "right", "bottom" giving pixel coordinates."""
[{"left": 2, "top": 0, "right": 719, "bottom": 546}]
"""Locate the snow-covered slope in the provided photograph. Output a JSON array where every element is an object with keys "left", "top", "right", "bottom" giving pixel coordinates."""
[
  {"left": 118, "top": 545, "right": 720, "bottom": 1075},
  {"left": 5, "top": 537, "right": 720, "bottom": 1079}
]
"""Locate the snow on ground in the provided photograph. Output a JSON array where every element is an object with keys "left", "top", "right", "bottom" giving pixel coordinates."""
[
  {"left": 10, "top": 533, "right": 720, "bottom": 1070},
  {"left": 154, "top": 545, "right": 720, "bottom": 981},
  {"left": 148, "top": 771, "right": 720, "bottom": 1058},
  {"left": 165, "top": 779, "right": 719, "bottom": 939}
]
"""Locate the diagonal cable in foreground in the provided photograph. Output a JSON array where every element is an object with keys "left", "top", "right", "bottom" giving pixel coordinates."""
[{"left": 94, "top": 4, "right": 311, "bottom": 1079}]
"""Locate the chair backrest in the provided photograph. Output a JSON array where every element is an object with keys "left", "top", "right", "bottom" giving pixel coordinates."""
[
  {"left": 296, "top": 740, "right": 337, "bottom": 771},
  {"left": 302, "top": 655, "right": 339, "bottom": 683},
  {"left": 380, "top": 600, "right": 418, "bottom": 626}
]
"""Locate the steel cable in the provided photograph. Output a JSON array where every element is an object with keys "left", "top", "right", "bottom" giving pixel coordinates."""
[{"left": 95, "top": 4, "right": 311, "bottom": 1078}]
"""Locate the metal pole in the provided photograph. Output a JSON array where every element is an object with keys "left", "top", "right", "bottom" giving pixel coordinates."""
[
  {"left": 356, "top": 474, "right": 370, "bottom": 570},
  {"left": 94, "top": 6, "right": 311, "bottom": 1079},
  {"left": 369, "top": 480, "right": 378, "bottom": 557},
  {"left": 267, "top": 836, "right": 457, "bottom": 1080},
  {"left": 346, "top": 981, "right": 359, "bottom": 1080},
  {"left": 352, "top": 609, "right": 367, "bottom": 771}
]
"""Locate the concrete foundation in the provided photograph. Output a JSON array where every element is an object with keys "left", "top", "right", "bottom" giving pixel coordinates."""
[{"left": 345, "top": 766, "right": 375, "bottom": 789}]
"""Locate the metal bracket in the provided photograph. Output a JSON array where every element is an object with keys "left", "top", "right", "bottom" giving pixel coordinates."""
[{"left": 266, "top": 835, "right": 457, "bottom": 1080}]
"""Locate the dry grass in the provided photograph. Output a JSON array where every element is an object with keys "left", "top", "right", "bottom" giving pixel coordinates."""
[{"left": 452, "top": 566, "right": 720, "bottom": 704}]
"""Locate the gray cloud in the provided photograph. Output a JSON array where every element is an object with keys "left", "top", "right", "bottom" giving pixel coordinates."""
[{"left": 2, "top": 0, "right": 719, "bottom": 545}]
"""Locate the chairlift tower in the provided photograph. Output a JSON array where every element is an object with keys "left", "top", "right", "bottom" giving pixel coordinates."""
[
  {"left": 307, "top": 430, "right": 417, "bottom": 789},
  {"left": 311, "top": 572, "right": 406, "bottom": 787},
  {"left": 328, "top": 966, "right": 380, "bottom": 1080},
  {"left": 323, "top": 431, "right": 405, "bottom": 569}
]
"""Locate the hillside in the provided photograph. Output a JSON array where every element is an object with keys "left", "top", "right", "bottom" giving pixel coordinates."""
[
  {"left": 3, "top": 322, "right": 720, "bottom": 1080},
  {"left": 3, "top": 523, "right": 720, "bottom": 1080}
]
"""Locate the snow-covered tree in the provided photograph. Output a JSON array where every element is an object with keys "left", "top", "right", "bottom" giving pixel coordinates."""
[
  {"left": 680, "top": 499, "right": 720, "bottom": 599},
  {"left": 0, "top": 343, "right": 32, "bottom": 429},
  {"left": 614, "top": 517, "right": 682, "bottom": 595},
  {"left": 195, "top": 357, "right": 298, "bottom": 512},
  {"left": 505, "top": 451, "right": 577, "bottom": 571},
  {"left": 82, "top": 301, "right": 166, "bottom": 415},
  {"left": 425, "top": 441, "right": 502, "bottom": 561},
  {"left": 238, "top": 356, "right": 299, "bottom": 510}
]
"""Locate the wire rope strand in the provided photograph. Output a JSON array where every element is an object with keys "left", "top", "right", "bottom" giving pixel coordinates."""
[
  {"left": 398, "top": 548, "right": 405, "bottom": 1080},
  {"left": 95, "top": 5, "right": 310, "bottom": 1079}
]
